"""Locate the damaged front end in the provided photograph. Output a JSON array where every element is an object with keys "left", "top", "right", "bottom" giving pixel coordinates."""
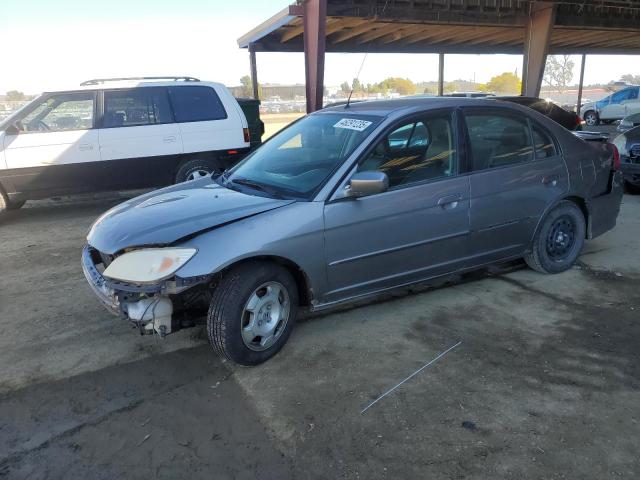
[{"left": 82, "top": 245, "right": 214, "bottom": 337}]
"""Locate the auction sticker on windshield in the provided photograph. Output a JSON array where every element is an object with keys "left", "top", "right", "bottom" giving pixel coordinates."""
[{"left": 334, "top": 118, "right": 373, "bottom": 132}]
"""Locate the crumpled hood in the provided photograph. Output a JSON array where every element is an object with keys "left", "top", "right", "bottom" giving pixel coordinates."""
[{"left": 87, "top": 178, "right": 295, "bottom": 254}]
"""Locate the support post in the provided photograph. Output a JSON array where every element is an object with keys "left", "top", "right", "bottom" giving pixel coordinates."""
[
  {"left": 303, "top": 0, "right": 326, "bottom": 113},
  {"left": 576, "top": 54, "right": 586, "bottom": 114},
  {"left": 438, "top": 53, "right": 445, "bottom": 96},
  {"left": 249, "top": 43, "right": 259, "bottom": 100},
  {"left": 521, "top": 1, "right": 556, "bottom": 97}
]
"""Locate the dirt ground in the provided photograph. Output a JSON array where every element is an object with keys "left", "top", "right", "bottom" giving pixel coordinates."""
[{"left": 0, "top": 192, "right": 639, "bottom": 479}]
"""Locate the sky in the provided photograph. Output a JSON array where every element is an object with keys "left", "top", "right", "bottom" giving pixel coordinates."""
[{"left": 1, "top": 0, "right": 639, "bottom": 95}]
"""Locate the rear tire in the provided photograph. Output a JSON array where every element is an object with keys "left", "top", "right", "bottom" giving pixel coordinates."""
[
  {"left": 524, "top": 201, "right": 586, "bottom": 274},
  {"left": 175, "top": 158, "right": 221, "bottom": 184},
  {"left": 583, "top": 111, "right": 599, "bottom": 127},
  {"left": 207, "top": 261, "right": 298, "bottom": 366}
]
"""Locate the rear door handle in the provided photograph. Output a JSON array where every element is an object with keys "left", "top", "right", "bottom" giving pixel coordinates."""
[
  {"left": 437, "top": 194, "right": 462, "bottom": 209},
  {"left": 163, "top": 135, "right": 177, "bottom": 143},
  {"left": 542, "top": 175, "right": 559, "bottom": 187}
]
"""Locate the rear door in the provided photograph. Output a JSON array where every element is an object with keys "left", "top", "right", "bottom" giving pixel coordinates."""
[
  {"left": 98, "top": 87, "right": 183, "bottom": 189},
  {"left": 168, "top": 85, "right": 246, "bottom": 154},
  {"left": 323, "top": 110, "right": 471, "bottom": 303},
  {"left": 625, "top": 87, "right": 640, "bottom": 115},
  {"left": 2, "top": 91, "right": 100, "bottom": 196},
  {"left": 462, "top": 108, "right": 568, "bottom": 262},
  {"left": 600, "top": 88, "right": 634, "bottom": 120}
]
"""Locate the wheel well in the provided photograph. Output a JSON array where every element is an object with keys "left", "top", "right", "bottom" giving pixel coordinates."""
[
  {"left": 218, "top": 256, "right": 313, "bottom": 307},
  {"left": 563, "top": 195, "right": 590, "bottom": 237}
]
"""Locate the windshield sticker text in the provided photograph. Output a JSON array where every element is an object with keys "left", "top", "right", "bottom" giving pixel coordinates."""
[{"left": 334, "top": 118, "right": 373, "bottom": 132}]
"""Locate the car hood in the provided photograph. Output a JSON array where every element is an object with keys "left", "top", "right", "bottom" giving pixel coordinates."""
[{"left": 87, "top": 178, "right": 296, "bottom": 254}]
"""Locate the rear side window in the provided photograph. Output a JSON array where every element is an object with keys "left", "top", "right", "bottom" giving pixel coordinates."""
[
  {"left": 465, "top": 113, "right": 533, "bottom": 170},
  {"left": 169, "top": 86, "right": 227, "bottom": 122},
  {"left": 103, "top": 88, "right": 173, "bottom": 128},
  {"left": 532, "top": 124, "right": 557, "bottom": 159}
]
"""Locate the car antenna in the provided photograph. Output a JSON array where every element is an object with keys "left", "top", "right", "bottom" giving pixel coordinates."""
[{"left": 345, "top": 0, "right": 390, "bottom": 109}]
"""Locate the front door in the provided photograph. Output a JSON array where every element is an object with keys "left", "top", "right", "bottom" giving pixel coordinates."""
[
  {"left": 2, "top": 92, "right": 100, "bottom": 196},
  {"left": 323, "top": 111, "right": 471, "bottom": 304},
  {"left": 462, "top": 109, "right": 569, "bottom": 262}
]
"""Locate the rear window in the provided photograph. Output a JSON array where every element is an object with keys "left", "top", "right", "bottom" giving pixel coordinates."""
[{"left": 169, "top": 86, "right": 227, "bottom": 123}]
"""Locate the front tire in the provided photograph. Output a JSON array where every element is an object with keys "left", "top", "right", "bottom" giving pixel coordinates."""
[
  {"left": 525, "top": 201, "right": 586, "bottom": 274},
  {"left": 207, "top": 261, "right": 298, "bottom": 366},
  {"left": 175, "top": 158, "right": 221, "bottom": 184},
  {"left": 625, "top": 181, "right": 640, "bottom": 194},
  {"left": 583, "top": 111, "right": 599, "bottom": 127}
]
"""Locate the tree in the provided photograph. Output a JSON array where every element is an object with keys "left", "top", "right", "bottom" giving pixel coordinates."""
[
  {"left": 376, "top": 77, "right": 416, "bottom": 95},
  {"left": 485, "top": 72, "right": 521, "bottom": 94},
  {"left": 351, "top": 78, "right": 364, "bottom": 93},
  {"left": 6, "top": 90, "right": 25, "bottom": 101},
  {"left": 620, "top": 74, "right": 640, "bottom": 84},
  {"left": 239, "top": 75, "right": 262, "bottom": 99},
  {"left": 340, "top": 81, "right": 351, "bottom": 93},
  {"left": 543, "top": 55, "right": 575, "bottom": 93}
]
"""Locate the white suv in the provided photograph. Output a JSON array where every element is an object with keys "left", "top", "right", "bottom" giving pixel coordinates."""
[{"left": 0, "top": 77, "right": 252, "bottom": 212}]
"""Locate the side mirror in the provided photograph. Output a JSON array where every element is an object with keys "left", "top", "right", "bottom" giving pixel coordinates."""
[
  {"left": 4, "top": 123, "right": 19, "bottom": 135},
  {"left": 347, "top": 171, "right": 389, "bottom": 197}
]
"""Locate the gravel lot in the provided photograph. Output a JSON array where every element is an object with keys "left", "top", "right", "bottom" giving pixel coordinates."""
[{"left": 0, "top": 192, "right": 638, "bottom": 479}]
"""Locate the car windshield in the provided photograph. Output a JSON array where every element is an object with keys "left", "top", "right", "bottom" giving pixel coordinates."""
[{"left": 219, "top": 113, "right": 381, "bottom": 199}]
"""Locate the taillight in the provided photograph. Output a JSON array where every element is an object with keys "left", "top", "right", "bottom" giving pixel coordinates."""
[
  {"left": 243, "top": 128, "right": 250, "bottom": 143},
  {"left": 612, "top": 144, "right": 621, "bottom": 170}
]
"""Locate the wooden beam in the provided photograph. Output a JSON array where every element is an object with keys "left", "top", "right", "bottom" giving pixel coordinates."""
[
  {"left": 331, "top": 20, "right": 376, "bottom": 43},
  {"left": 522, "top": 1, "right": 557, "bottom": 97},
  {"left": 356, "top": 24, "right": 399, "bottom": 44},
  {"left": 379, "top": 24, "right": 428, "bottom": 44}
]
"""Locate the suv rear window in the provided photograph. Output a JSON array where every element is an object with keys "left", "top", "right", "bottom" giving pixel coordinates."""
[{"left": 169, "top": 86, "right": 227, "bottom": 122}]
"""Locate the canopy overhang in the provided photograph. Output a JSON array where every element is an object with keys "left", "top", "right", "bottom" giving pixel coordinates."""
[{"left": 238, "top": 1, "right": 640, "bottom": 112}]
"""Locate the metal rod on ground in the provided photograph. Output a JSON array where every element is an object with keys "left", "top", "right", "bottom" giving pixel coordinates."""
[
  {"left": 360, "top": 341, "right": 462, "bottom": 414},
  {"left": 576, "top": 54, "right": 586, "bottom": 115}
]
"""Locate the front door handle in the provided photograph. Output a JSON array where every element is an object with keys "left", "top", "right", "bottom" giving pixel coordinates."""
[
  {"left": 163, "top": 135, "right": 177, "bottom": 143},
  {"left": 437, "top": 194, "right": 462, "bottom": 209},
  {"left": 542, "top": 175, "right": 559, "bottom": 187}
]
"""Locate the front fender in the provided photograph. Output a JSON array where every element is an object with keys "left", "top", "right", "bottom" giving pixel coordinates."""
[{"left": 174, "top": 201, "right": 327, "bottom": 299}]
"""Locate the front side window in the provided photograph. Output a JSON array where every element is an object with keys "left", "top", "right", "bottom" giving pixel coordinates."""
[
  {"left": 611, "top": 88, "right": 635, "bottom": 104},
  {"left": 357, "top": 114, "right": 456, "bottom": 188},
  {"left": 103, "top": 88, "right": 172, "bottom": 128},
  {"left": 169, "top": 86, "right": 227, "bottom": 122},
  {"left": 465, "top": 113, "right": 533, "bottom": 170},
  {"left": 17, "top": 93, "right": 94, "bottom": 132},
  {"left": 220, "top": 113, "right": 380, "bottom": 199}
]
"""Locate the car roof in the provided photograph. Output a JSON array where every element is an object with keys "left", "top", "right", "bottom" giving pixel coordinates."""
[
  {"left": 42, "top": 80, "right": 224, "bottom": 94},
  {"left": 317, "top": 97, "right": 522, "bottom": 118}
]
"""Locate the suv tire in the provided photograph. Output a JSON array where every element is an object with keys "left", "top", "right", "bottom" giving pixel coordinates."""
[
  {"left": 0, "top": 190, "right": 23, "bottom": 215},
  {"left": 207, "top": 261, "right": 298, "bottom": 366},
  {"left": 525, "top": 201, "right": 586, "bottom": 274},
  {"left": 175, "top": 158, "right": 221, "bottom": 184},
  {"left": 583, "top": 111, "right": 599, "bottom": 127}
]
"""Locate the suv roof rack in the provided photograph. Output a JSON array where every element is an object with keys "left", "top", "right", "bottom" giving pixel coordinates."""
[{"left": 80, "top": 76, "right": 200, "bottom": 86}]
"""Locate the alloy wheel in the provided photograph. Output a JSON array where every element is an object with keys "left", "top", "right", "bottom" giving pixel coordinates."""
[{"left": 241, "top": 282, "right": 291, "bottom": 351}]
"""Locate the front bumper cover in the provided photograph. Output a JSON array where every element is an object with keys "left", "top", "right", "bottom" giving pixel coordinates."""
[{"left": 82, "top": 245, "right": 121, "bottom": 315}]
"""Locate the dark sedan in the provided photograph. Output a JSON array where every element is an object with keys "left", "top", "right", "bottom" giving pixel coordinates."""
[
  {"left": 493, "top": 96, "right": 584, "bottom": 131},
  {"left": 83, "top": 98, "right": 624, "bottom": 365},
  {"left": 612, "top": 125, "right": 640, "bottom": 192}
]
